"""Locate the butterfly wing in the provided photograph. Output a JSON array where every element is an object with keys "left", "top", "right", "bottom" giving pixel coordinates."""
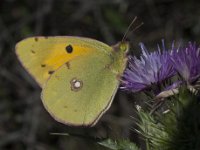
[
  {"left": 15, "top": 36, "right": 112, "bottom": 86},
  {"left": 41, "top": 53, "right": 119, "bottom": 126}
]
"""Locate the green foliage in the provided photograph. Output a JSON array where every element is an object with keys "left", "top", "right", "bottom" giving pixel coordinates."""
[
  {"left": 164, "top": 89, "right": 200, "bottom": 150},
  {"left": 99, "top": 139, "right": 141, "bottom": 150},
  {"left": 98, "top": 89, "right": 200, "bottom": 150},
  {"left": 136, "top": 88, "right": 200, "bottom": 150},
  {"left": 136, "top": 109, "right": 169, "bottom": 150}
]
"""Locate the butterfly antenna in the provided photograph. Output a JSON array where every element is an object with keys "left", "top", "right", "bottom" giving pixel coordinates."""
[
  {"left": 122, "top": 17, "right": 144, "bottom": 42},
  {"left": 132, "top": 22, "right": 144, "bottom": 32},
  {"left": 122, "top": 16, "right": 137, "bottom": 42}
]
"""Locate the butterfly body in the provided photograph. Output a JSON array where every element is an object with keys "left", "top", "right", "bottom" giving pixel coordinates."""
[{"left": 16, "top": 36, "right": 129, "bottom": 126}]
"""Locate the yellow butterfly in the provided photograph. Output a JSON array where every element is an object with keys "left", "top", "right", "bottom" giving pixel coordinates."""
[{"left": 16, "top": 36, "right": 129, "bottom": 126}]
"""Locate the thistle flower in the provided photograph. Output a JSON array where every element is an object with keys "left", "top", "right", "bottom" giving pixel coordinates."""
[
  {"left": 171, "top": 42, "right": 200, "bottom": 85},
  {"left": 121, "top": 42, "right": 175, "bottom": 93}
]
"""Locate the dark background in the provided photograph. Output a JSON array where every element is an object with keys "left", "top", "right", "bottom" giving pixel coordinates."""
[{"left": 0, "top": 0, "right": 200, "bottom": 149}]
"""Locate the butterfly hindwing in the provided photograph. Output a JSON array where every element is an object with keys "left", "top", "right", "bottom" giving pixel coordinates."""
[{"left": 41, "top": 53, "right": 119, "bottom": 126}]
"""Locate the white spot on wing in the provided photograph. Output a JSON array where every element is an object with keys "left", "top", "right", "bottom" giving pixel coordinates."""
[{"left": 70, "top": 78, "right": 83, "bottom": 92}]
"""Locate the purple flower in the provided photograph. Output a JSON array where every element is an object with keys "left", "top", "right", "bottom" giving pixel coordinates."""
[
  {"left": 171, "top": 42, "right": 200, "bottom": 84},
  {"left": 121, "top": 42, "right": 175, "bottom": 93}
]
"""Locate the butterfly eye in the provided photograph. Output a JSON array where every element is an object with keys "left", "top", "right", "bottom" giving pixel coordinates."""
[
  {"left": 119, "top": 42, "right": 129, "bottom": 52},
  {"left": 65, "top": 45, "right": 73, "bottom": 53}
]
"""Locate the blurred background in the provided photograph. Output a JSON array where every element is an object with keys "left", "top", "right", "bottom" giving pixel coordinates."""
[{"left": 1, "top": 0, "right": 200, "bottom": 149}]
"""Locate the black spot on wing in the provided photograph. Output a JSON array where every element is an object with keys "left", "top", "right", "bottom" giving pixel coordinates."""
[
  {"left": 65, "top": 62, "right": 70, "bottom": 69},
  {"left": 65, "top": 45, "right": 73, "bottom": 53},
  {"left": 48, "top": 70, "right": 55, "bottom": 74},
  {"left": 41, "top": 64, "right": 46, "bottom": 67},
  {"left": 34, "top": 37, "right": 38, "bottom": 42},
  {"left": 31, "top": 50, "right": 36, "bottom": 54}
]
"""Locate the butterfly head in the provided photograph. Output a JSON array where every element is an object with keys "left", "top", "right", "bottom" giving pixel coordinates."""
[
  {"left": 119, "top": 41, "right": 129, "bottom": 53},
  {"left": 112, "top": 41, "right": 129, "bottom": 55}
]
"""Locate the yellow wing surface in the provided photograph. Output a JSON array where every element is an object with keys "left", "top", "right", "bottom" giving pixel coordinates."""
[
  {"left": 16, "top": 36, "right": 112, "bottom": 86},
  {"left": 16, "top": 36, "right": 129, "bottom": 126},
  {"left": 42, "top": 54, "right": 119, "bottom": 126}
]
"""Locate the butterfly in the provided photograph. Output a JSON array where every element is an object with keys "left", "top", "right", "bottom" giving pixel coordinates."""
[{"left": 16, "top": 36, "right": 129, "bottom": 126}]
